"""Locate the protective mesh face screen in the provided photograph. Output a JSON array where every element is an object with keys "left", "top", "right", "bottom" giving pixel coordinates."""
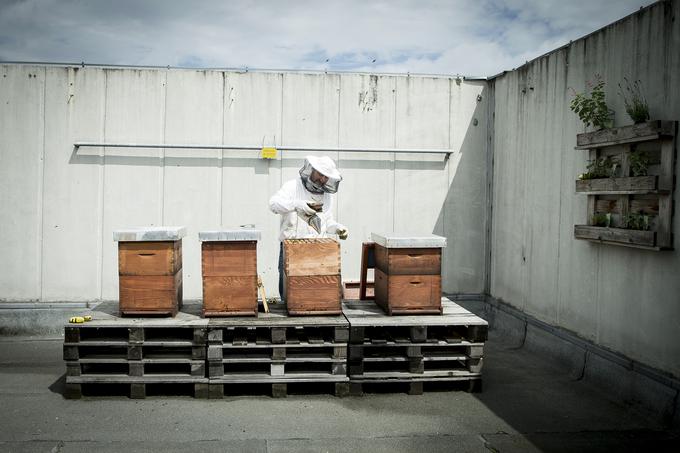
[{"left": 299, "top": 160, "right": 341, "bottom": 194}]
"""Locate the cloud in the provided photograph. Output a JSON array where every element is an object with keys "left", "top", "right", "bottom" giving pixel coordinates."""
[{"left": 0, "top": 0, "right": 655, "bottom": 76}]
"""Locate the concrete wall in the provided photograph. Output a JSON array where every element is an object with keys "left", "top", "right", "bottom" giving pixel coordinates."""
[
  {"left": 0, "top": 66, "right": 489, "bottom": 302},
  {"left": 489, "top": 1, "right": 680, "bottom": 377}
]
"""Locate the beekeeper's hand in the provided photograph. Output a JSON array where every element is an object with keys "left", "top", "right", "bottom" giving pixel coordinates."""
[
  {"left": 336, "top": 225, "right": 348, "bottom": 240},
  {"left": 294, "top": 200, "right": 317, "bottom": 216}
]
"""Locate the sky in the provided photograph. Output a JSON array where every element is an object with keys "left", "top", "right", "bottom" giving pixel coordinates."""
[{"left": 0, "top": 0, "right": 656, "bottom": 77}]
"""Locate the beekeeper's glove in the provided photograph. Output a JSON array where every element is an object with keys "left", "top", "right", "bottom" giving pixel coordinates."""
[
  {"left": 336, "top": 225, "right": 349, "bottom": 240},
  {"left": 294, "top": 200, "right": 317, "bottom": 216}
]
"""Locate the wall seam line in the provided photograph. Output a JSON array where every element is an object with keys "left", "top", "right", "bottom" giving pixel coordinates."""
[
  {"left": 336, "top": 75, "right": 341, "bottom": 224},
  {"left": 38, "top": 67, "right": 47, "bottom": 302},
  {"left": 160, "top": 70, "right": 168, "bottom": 224},
  {"left": 98, "top": 70, "right": 108, "bottom": 301},
  {"left": 484, "top": 83, "right": 495, "bottom": 296},
  {"left": 280, "top": 73, "right": 284, "bottom": 189},
  {"left": 220, "top": 71, "right": 226, "bottom": 226},
  {"left": 392, "top": 77, "right": 397, "bottom": 232},
  {"left": 554, "top": 59, "right": 565, "bottom": 326}
]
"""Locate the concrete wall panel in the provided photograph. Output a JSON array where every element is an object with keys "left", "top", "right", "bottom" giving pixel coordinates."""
[
  {"left": 163, "top": 70, "right": 223, "bottom": 298},
  {"left": 100, "top": 69, "right": 167, "bottom": 299},
  {"left": 490, "top": 74, "right": 528, "bottom": 309},
  {"left": 0, "top": 65, "right": 44, "bottom": 300},
  {"left": 337, "top": 74, "right": 396, "bottom": 281},
  {"left": 41, "top": 67, "right": 105, "bottom": 301},
  {"left": 394, "top": 77, "right": 450, "bottom": 235},
  {"left": 223, "top": 71, "right": 283, "bottom": 293},
  {"left": 442, "top": 80, "right": 487, "bottom": 293}
]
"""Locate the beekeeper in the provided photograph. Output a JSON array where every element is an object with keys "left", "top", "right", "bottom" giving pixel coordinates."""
[{"left": 269, "top": 155, "right": 348, "bottom": 300}]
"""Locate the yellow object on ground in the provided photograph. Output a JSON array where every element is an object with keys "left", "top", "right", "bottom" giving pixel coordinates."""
[{"left": 68, "top": 315, "right": 92, "bottom": 323}]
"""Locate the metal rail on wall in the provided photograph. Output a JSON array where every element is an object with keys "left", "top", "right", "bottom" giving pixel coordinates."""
[{"left": 74, "top": 142, "right": 452, "bottom": 156}]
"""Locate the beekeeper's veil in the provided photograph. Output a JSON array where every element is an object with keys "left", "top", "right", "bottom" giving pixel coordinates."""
[{"left": 299, "top": 156, "right": 342, "bottom": 194}]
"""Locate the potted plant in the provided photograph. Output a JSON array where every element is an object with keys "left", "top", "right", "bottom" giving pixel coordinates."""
[
  {"left": 578, "top": 155, "right": 619, "bottom": 180},
  {"left": 570, "top": 75, "right": 613, "bottom": 130},
  {"left": 623, "top": 211, "right": 650, "bottom": 231},
  {"left": 629, "top": 149, "right": 650, "bottom": 176},
  {"left": 618, "top": 78, "right": 650, "bottom": 124}
]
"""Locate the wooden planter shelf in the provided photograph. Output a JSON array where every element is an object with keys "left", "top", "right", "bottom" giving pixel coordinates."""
[
  {"left": 574, "top": 121, "right": 677, "bottom": 251},
  {"left": 573, "top": 225, "right": 657, "bottom": 250},
  {"left": 575, "top": 120, "right": 676, "bottom": 149},
  {"left": 575, "top": 176, "right": 662, "bottom": 194}
]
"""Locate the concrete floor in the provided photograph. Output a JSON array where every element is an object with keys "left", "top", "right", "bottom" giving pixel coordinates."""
[{"left": 0, "top": 331, "right": 677, "bottom": 453}]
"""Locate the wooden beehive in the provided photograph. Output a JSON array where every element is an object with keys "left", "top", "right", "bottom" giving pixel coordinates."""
[
  {"left": 200, "top": 229, "right": 260, "bottom": 317},
  {"left": 371, "top": 233, "right": 446, "bottom": 315},
  {"left": 283, "top": 238, "right": 341, "bottom": 315},
  {"left": 115, "top": 227, "right": 186, "bottom": 317}
]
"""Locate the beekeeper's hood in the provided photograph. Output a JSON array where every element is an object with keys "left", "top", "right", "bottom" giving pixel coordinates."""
[{"left": 299, "top": 155, "right": 342, "bottom": 194}]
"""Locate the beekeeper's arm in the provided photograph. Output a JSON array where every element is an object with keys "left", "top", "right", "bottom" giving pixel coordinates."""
[{"left": 269, "top": 180, "right": 316, "bottom": 216}]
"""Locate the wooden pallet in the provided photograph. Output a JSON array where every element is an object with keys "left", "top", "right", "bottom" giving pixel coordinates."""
[
  {"left": 63, "top": 301, "right": 208, "bottom": 398},
  {"left": 348, "top": 343, "right": 483, "bottom": 375},
  {"left": 343, "top": 298, "right": 487, "bottom": 393},
  {"left": 348, "top": 377, "right": 482, "bottom": 396},
  {"left": 344, "top": 299, "right": 488, "bottom": 344},
  {"left": 208, "top": 381, "right": 350, "bottom": 398},
  {"left": 65, "top": 378, "right": 209, "bottom": 399},
  {"left": 206, "top": 303, "right": 349, "bottom": 398}
]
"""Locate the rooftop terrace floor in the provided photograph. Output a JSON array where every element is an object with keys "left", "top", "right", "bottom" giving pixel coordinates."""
[{"left": 0, "top": 323, "right": 678, "bottom": 453}]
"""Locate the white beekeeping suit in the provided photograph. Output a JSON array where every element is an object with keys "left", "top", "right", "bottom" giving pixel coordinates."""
[
  {"left": 269, "top": 155, "right": 348, "bottom": 300},
  {"left": 269, "top": 155, "right": 348, "bottom": 240}
]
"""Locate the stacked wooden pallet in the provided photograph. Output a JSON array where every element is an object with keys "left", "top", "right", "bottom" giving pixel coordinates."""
[
  {"left": 343, "top": 298, "right": 487, "bottom": 395},
  {"left": 206, "top": 303, "right": 349, "bottom": 398},
  {"left": 62, "top": 300, "right": 488, "bottom": 398},
  {"left": 62, "top": 302, "right": 208, "bottom": 399}
]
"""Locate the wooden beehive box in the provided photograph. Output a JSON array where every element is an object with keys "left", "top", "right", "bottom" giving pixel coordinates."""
[
  {"left": 199, "top": 229, "right": 260, "bottom": 317},
  {"left": 371, "top": 233, "right": 446, "bottom": 315},
  {"left": 283, "top": 238, "right": 341, "bottom": 315},
  {"left": 114, "top": 227, "right": 186, "bottom": 317}
]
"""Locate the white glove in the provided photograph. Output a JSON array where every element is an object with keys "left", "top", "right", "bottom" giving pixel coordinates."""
[
  {"left": 294, "top": 200, "right": 316, "bottom": 216},
  {"left": 336, "top": 225, "right": 348, "bottom": 240}
]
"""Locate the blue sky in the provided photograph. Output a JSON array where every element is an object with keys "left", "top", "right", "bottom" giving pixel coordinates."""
[{"left": 0, "top": 0, "right": 655, "bottom": 77}]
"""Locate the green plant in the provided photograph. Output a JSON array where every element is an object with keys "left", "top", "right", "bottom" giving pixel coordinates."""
[
  {"left": 618, "top": 78, "right": 649, "bottom": 124},
  {"left": 623, "top": 211, "right": 650, "bottom": 231},
  {"left": 592, "top": 212, "right": 611, "bottom": 227},
  {"left": 570, "top": 75, "right": 612, "bottom": 129},
  {"left": 580, "top": 155, "right": 619, "bottom": 179},
  {"left": 629, "top": 149, "right": 650, "bottom": 176}
]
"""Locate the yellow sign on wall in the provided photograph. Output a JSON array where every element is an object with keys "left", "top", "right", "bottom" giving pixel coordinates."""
[{"left": 261, "top": 147, "right": 277, "bottom": 159}]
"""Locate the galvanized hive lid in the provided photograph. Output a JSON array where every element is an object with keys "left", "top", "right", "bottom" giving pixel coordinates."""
[
  {"left": 371, "top": 232, "right": 447, "bottom": 248},
  {"left": 113, "top": 226, "right": 187, "bottom": 242},
  {"left": 198, "top": 229, "right": 261, "bottom": 242}
]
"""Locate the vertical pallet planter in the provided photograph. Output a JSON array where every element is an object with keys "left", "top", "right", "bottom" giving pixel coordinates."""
[
  {"left": 114, "top": 227, "right": 186, "bottom": 316},
  {"left": 371, "top": 233, "right": 446, "bottom": 315},
  {"left": 574, "top": 121, "right": 677, "bottom": 250},
  {"left": 283, "top": 238, "right": 342, "bottom": 316},
  {"left": 199, "top": 229, "right": 261, "bottom": 317}
]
